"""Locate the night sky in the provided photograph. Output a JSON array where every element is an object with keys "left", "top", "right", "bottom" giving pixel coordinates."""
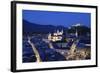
[{"left": 23, "top": 10, "right": 91, "bottom": 27}]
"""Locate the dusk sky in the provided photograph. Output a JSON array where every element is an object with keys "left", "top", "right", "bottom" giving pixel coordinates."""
[{"left": 23, "top": 10, "right": 91, "bottom": 27}]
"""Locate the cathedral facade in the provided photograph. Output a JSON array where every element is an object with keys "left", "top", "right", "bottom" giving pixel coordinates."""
[{"left": 48, "top": 30, "right": 64, "bottom": 42}]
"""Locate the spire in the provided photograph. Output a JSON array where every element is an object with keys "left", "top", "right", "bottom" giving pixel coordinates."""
[
  {"left": 61, "top": 29, "right": 63, "bottom": 34},
  {"left": 57, "top": 29, "right": 59, "bottom": 34}
]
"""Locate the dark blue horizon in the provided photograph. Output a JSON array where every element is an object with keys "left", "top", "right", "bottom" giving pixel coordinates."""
[{"left": 23, "top": 10, "right": 91, "bottom": 27}]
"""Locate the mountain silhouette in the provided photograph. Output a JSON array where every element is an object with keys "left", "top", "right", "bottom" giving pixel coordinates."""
[{"left": 23, "top": 19, "right": 67, "bottom": 35}]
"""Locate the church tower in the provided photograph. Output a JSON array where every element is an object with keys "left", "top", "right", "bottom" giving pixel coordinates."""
[
  {"left": 75, "top": 29, "right": 78, "bottom": 37},
  {"left": 48, "top": 33, "right": 52, "bottom": 40}
]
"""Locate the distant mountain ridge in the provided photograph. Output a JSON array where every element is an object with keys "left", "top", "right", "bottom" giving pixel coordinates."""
[{"left": 23, "top": 19, "right": 68, "bottom": 35}]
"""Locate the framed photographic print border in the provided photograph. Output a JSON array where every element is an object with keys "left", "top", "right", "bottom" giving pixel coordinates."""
[{"left": 11, "top": 1, "right": 98, "bottom": 72}]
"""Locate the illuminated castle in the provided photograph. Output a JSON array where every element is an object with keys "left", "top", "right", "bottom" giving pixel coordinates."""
[{"left": 48, "top": 29, "right": 63, "bottom": 42}]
